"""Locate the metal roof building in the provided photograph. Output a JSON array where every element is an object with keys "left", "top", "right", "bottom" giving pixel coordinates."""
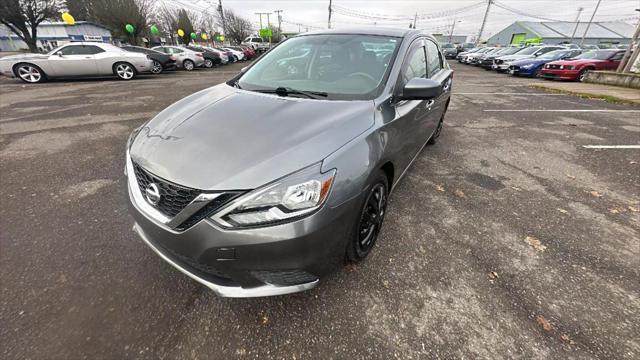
[
  {"left": 487, "top": 21, "right": 634, "bottom": 46},
  {"left": 0, "top": 21, "right": 112, "bottom": 52},
  {"left": 432, "top": 34, "right": 470, "bottom": 44}
]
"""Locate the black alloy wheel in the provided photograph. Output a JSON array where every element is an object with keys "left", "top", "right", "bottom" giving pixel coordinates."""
[{"left": 347, "top": 173, "right": 388, "bottom": 262}]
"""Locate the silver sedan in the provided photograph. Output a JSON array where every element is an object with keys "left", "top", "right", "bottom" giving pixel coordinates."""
[{"left": 0, "top": 42, "right": 153, "bottom": 83}]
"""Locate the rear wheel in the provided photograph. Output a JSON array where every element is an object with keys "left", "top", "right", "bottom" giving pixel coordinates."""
[
  {"left": 183, "top": 59, "right": 195, "bottom": 71},
  {"left": 150, "top": 60, "right": 163, "bottom": 74},
  {"left": 428, "top": 112, "right": 445, "bottom": 145},
  {"left": 15, "top": 63, "right": 45, "bottom": 83},
  {"left": 114, "top": 62, "right": 136, "bottom": 80},
  {"left": 346, "top": 172, "right": 388, "bottom": 263}
]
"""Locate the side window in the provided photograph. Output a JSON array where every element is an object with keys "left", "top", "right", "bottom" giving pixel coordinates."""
[
  {"left": 400, "top": 44, "right": 427, "bottom": 86},
  {"left": 58, "top": 45, "right": 81, "bottom": 55},
  {"left": 425, "top": 40, "right": 442, "bottom": 78},
  {"left": 610, "top": 52, "right": 623, "bottom": 61},
  {"left": 86, "top": 46, "right": 105, "bottom": 54}
]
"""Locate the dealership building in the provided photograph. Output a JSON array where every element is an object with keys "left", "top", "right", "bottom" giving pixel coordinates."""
[
  {"left": 487, "top": 21, "right": 634, "bottom": 46},
  {"left": 0, "top": 21, "right": 112, "bottom": 52}
]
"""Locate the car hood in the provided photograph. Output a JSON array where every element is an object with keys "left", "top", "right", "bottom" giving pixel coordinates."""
[
  {"left": 0, "top": 53, "right": 48, "bottom": 61},
  {"left": 548, "top": 59, "right": 603, "bottom": 66},
  {"left": 129, "top": 84, "right": 375, "bottom": 190},
  {"left": 511, "top": 58, "right": 547, "bottom": 66}
]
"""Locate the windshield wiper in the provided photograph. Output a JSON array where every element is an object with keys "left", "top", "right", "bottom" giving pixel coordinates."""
[{"left": 254, "top": 87, "right": 328, "bottom": 100}]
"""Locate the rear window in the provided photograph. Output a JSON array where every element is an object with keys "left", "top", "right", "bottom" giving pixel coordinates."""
[{"left": 575, "top": 50, "right": 617, "bottom": 60}]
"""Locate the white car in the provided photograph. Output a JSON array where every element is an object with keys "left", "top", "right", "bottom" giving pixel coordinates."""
[
  {"left": 152, "top": 46, "right": 205, "bottom": 71},
  {"left": 241, "top": 36, "right": 270, "bottom": 51},
  {"left": 221, "top": 47, "right": 244, "bottom": 61},
  {"left": 0, "top": 42, "right": 153, "bottom": 83},
  {"left": 492, "top": 45, "right": 566, "bottom": 71}
]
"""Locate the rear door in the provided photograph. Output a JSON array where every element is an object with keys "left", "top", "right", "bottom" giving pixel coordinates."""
[
  {"left": 48, "top": 44, "right": 98, "bottom": 76},
  {"left": 425, "top": 39, "right": 453, "bottom": 135}
]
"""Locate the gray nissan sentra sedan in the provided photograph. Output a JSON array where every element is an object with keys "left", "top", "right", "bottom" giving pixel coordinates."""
[{"left": 126, "top": 27, "right": 453, "bottom": 297}]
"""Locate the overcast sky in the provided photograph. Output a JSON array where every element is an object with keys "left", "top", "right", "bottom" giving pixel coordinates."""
[{"left": 172, "top": 0, "right": 639, "bottom": 37}]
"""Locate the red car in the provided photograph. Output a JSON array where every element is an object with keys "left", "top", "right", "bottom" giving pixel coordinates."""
[{"left": 539, "top": 50, "right": 625, "bottom": 82}]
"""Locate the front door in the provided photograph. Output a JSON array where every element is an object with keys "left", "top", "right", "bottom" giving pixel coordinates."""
[{"left": 48, "top": 44, "right": 98, "bottom": 76}]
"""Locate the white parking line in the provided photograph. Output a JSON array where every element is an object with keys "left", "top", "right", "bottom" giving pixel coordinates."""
[
  {"left": 582, "top": 145, "right": 640, "bottom": 149},
  {"left": 484, "top": 109, "right": 640, "bottom": 113}
]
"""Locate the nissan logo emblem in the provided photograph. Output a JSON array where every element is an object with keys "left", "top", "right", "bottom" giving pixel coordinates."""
[{"left": 145, "top": 183, "right": 161, "bottom": 206}]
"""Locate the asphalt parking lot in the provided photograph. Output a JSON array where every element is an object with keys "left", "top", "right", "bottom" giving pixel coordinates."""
[{"left": 1, "top": 61, "right": 639, "bottom": 360}]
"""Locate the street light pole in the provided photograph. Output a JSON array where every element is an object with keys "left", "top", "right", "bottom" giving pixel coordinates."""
[
  {"left": 476, "top": 0, "right": 493, "bottom": 45},
  {"left": 570, "top": 7, "right": 584, "bottom": 42},
  {"left": 580, "top": 0, "right": 602, "bottom": 46}
]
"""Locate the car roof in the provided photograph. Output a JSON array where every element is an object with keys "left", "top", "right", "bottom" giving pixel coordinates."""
[{"left": 303, "top": 27, "right": 415, "bottom": 38}]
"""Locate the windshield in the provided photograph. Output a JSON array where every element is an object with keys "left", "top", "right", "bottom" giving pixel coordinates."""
[
  {"left": 538, "top": 50, "right": 569, "bottom": 60},
  {"left": 500, "top": 47, "right": 522, "bottom": 55},
  {"left": 236, "top": 34, "right": 401, "bottom": 100},
  {"left": 575, "top": 50, "right": 616, "bottom": 60},
  {"left": 441, "top": 43, "right": 455, "bottom": 48},
  {"left": 516, "top": 47, "right": 542, "bottom": 55}
]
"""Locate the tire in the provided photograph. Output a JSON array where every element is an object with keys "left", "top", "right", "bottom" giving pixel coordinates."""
[
  {"left": 183, "top": 59, "right": 195, "bottom": 71},
  {"left": 578, "top": 68, "right": 591, "bottom": 82},
  {"left": 113, "top": 62, "right": 136, "bottom": 80},
  {"left": 14, "top": 63, "right": 46, "bottom": 83},
  {"left": 233, "top": 55, "right": 238, "bottom": 62},
  {"left": 346, "top": 171, "right": 389, "bottom": 263},
  {"left": 428, "top": 112, "right": 445, "bottom": 145},
  {"left": 203, "top": 58, "right": 214, "bottom": 68},
  {"left": 150, "top": 60, "right": 163, "bottom": 74}
]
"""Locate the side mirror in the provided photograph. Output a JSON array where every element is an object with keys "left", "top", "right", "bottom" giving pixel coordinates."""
[
  {"left": 57, "top": 51, "right": 63, "bottom": 57},
  {"left": 400, "top": 78, "right": 442, "bottom": 100}
]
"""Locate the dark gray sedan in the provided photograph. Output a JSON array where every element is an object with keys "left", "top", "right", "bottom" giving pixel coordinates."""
[{"left": 126, "top": 27, "right": 453, "bottom": 297}]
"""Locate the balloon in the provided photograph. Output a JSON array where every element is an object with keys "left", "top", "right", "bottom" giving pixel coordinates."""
[
  {"left": 150, "top": 25, "right": 159, "bottom": 35},
  {"left": 61, "top": 12, "right": 75, "bottom": 26},
  {"left": 177, "top": 29, "right": 185, "bottom": 37},
  {"left": 125, "top": 24, "right": 135, "bottom": 34},
  {"left": 201, "top": 33, "right": 208, "bottom": 40},
  {"left": 219, "top": 35, "right": 225, "bottom": 42},
  {"left": 190, "top": 32, "right": 197, "bottom": 40}
]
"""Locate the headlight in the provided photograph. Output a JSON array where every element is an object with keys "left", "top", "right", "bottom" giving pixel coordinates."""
[
  {"left": 565, "top": 65, "right": 574, "bottom": 70},
  {"left": 545, "top": 64, "right": 550, "bottom": 68},
  {"left": 521, "top": 63, "right": 534, "bottom": 69},
  {"left": 211, "top": 163, "right": 336, "bottom": 228},
  {"left": 559, "top": 65, "right": 564, "bottom": 70}
]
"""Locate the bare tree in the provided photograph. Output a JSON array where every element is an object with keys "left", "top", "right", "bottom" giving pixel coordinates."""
[
  {"left": 65, "top": 0, "right": 92, "bottom": 20},
  {"left": 223, "top": 9, "right": 252, "bottom": 45},
  {"left": 176, "top": 8, "right": 194, "bottom": 45},
  {"left": 0, "top": 0, "right": 61, "bottom": 52}
]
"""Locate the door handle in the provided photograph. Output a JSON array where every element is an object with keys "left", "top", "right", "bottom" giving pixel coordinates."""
[
  {"left": 426, "top": 100, "right": 435, "bottom": 110},
  {"left": 84, "top": 56, "right": 92, "bottom": 59}
]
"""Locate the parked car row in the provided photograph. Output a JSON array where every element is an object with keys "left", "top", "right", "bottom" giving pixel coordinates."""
[
  {"left": 0, "top": 42, "right": 257, "bottom": 83},
  {"left": 456, "top": 44, "right": 628, "bottom": 82}
]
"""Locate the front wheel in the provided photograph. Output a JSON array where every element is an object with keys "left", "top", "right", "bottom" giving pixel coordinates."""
[
  {"left": 183, "top": 59, "right": 195, "bottom": 71},
  {"left": 15, "top": 63, "right": 46, "bottom": 83},
  {"left": 346, "top": 172, "right": 388, "bottom": 263},
  {"left": 114, "top": 62, "right": 136, "bottom": 80},
  {"left": 578, "top": 68, "right": 590, "bottom": 82}
]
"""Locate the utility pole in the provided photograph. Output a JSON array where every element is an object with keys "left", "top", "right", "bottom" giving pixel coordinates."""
[
  {"left": 570, "top": 7, "right": 584, "bottom": 42},
  {"left": 328, "top": 0, "right": 333, "bottom": 29},
  {"left": 217, "top": 0, "right": 226, "bottom": 41},
  {"left": 580, "top": 0, "right": 602, "bottom": 46},
  {"left": 413, "top": 12, "right": 417, "bottom": 29},
  {"left": 449, "top": 19, "right": 460, "bottom": 43},
  {"left": 274, "top": 9, "right": 283, "bottom": 37},
  {"left": 476, "top": 0, "right": 493, "bottom": 46},
  {"left": 617, "top": 17, "right": 640, "bottom": 72}
]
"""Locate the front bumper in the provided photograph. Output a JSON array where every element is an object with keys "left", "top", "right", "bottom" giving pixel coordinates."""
[
  {"left": 492, "top": 63, "right": 510, "bottom": 71},
  {"left": 126, "top": 157, "right": 360, "bottom": 297},
  {"left": 539, "top": 68, "right": 579, "bottom": 81}
]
